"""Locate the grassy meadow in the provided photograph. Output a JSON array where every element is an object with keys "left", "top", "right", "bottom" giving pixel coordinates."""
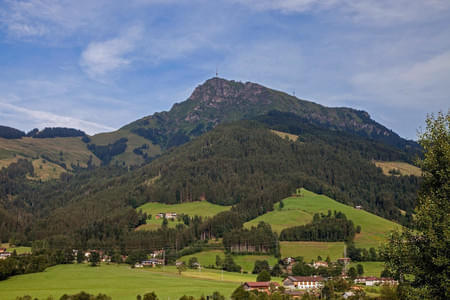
[
  {"left": 1, "top": 243, "right": 32, "bottom": 255},
  {"left": 349, "top": 261, "right": 385, "bottom": 277},
  {"left": 0, "top": 136, "right": 100, "bottom": 170},
  {"left": 0, "top": 264, "right": 255, "bottom": 300},
  {"left": 279, "top": 241, "right": 345, "bottom": 262},
  {"left": 245, "top": 189, "right": 401, "bottom": 249},
  {"left": 179, "top": 250, "right": 278, "bottom": 273},
  {"left": 374, "top": 161, "right": 422, "bottom": 177},
  {"left": 136, "top": 201, "right": 231, "bottom": 231}
]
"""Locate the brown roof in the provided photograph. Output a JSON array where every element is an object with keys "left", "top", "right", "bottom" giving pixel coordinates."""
[
  {"left": 287, "top": 276, "right": 324, "bottom": 282},
  {"left": 244, "top": 282, "right": 279, "bottom": 288}
]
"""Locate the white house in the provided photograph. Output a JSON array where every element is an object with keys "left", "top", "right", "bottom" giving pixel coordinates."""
[{"left": 283, "top": 276, "right": 324, "bottom": 290}]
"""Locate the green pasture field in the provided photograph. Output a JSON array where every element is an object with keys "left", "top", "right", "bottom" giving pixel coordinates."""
[
  {"left": 280, "top": 241, "right": 345, "bottom": 262},
  {"left": 179, "top": 250, "right": 278, "bottom": 273},
  {"left": 0, "top": 264, "right": 254, "bottom": 300},
  {"left": 136, "top": 201, "right": 231, "bottom": 231},
  {"left": 1, "top": 243, "right": 32, "bottom": 255},
  {"left": 349, "top": 261, "right": 385, "bottom": 277},
  {"left": 245, "top": 188, "right": 401, "bottom": 249}
]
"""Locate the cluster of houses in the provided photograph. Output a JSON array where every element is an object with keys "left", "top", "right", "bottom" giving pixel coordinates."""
[
  {"left": 155, "top": 212, "right": 177, "bottom": 219},
  {"left": 242, "top": 274, "right": 397, "bottom": 298},
  {"left": 0, "top": 247, "right": 11, "bottom": 260}
]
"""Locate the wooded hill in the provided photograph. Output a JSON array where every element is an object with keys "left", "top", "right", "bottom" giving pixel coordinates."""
[{"left": 0, "top": 112, "right": 419, "bottom": 249}]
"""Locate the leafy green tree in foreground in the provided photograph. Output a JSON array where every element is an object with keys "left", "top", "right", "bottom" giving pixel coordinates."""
[{"left": 381, "top": 111, "right": 449, "bottom": 299}]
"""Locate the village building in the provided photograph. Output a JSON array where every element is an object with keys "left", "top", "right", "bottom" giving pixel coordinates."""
[
  {"left": 283, "top": 276, "right": 324, "bottom": 290},
  {"left": 0, "top": 247, "right": 7, "bottom": 253},
  {"left": 337, "top": 257, "right": 351, "bottom": 265},
  {"left": 142, "top": 258, "right": 164, "bottom": 267},
  {"left": 354, "top": 277, "right": 398, "bottom": 286},
  {"left": 151, "top": 250, "right": 164, "bottom": 258},
  {"left": 243, "top": 282, "right": 279, "bottom": 294},
  {"left": 355, "top": 205, "right": 363, "bottom": 210},
  {"left": 0, "top": 252, "right": 11, "bottom": 259},
  {"left": 312, "top": 261, "right": 328, "bottom": 268}
]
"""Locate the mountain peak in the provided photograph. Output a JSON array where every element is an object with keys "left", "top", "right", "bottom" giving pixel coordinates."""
[{"left": 188, "top": 77, "right": 269, "bottom": 106}]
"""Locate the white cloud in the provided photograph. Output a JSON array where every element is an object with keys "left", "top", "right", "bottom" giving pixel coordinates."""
[
  {"left": 0, "top": 101, "right": 115, "bottom": 135},
  {"left": 351, "top": 51, "right": 450, "bottom": 107},
  {"left": 234, "top": 0, "right": 450, "bottom": 25},
  {"left": 79, "top": 26, "right": 143, "bottom": 79}
]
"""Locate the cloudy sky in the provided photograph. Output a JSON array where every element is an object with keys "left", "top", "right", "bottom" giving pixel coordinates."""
[{"left": 0, "top": 0, "right": 449, "bottom": 139}]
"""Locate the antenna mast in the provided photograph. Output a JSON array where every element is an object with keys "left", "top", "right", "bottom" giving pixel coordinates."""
[{"left": 215, "top": 65, "right": 218, "bottom": 77}]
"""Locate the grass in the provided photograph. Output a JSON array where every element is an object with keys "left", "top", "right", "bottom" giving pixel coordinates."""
[
  {"left": 270, "top": 129, "right": 298, "bottom": 142},
  {"left": 245, "top": 189, "right": 401, "bottom": 249},
  {"left": 136, "top": 201, "right": 231, "bottom": 231},
  {"left": 90, "top": 129, "right": 161, "bottom": 166},
  {"left": 1, "top": 243, "right": 32, "bottom": 255},
  {"left": 0, "top": 137, "right": 101, "bottom": 170},
  {"left": 374, "top": 161, "right": 422, "bottom": 177},
  {"left": 349, "top": 261, "right": 385, "bottom": 277},
  {"left": 280, "top": 241, "right": 345, "bottom": 262},
  {"left": 179, "top": 250, "right": 279, "bottom": 273},
  {"left": 0, "top": 263, "right": 254, "bottom": 300},
  {"left": 30, "top": 158, "right": 66, "bottom": 181}
]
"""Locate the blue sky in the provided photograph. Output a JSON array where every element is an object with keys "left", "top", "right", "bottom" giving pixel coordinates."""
[{"left": 0, "top": 0, "right": 449, "bottom": 139}]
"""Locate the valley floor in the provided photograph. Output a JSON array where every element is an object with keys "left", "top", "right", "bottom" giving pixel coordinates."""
[{"left": 0, "top": 263, "right": 260, "bottom": 300}]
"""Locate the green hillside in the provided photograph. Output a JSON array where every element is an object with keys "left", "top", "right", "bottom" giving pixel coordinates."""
[
  {"left": 0, "top": 136, "right": 100, "bottom": 171},
  {"left": 245, "top": 189, "right": 401, "bottom": 249},
  {"left": 136, "top": 201, "right": 231, "bottom": 231}
]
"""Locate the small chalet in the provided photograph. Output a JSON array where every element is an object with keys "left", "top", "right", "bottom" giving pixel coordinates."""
[
  {"left": 165, "top": 212, "right": 177, "bottom": 219},
  {"left": 243, "top": 282, "right": 279, "bottom": 294},
  {"left": 283, "top": 276, "right": 324, "bottom": 290},
  {"left": 312, "top": 261, "right": 328, "bottom": 268},
  {"left": 155, "top": 213, "right": 165, "bottom": 219},
  {"left": 0, "top": 252, "right": 11, "bottom": 260},
  {"left": 354, "top": 277, "right": 398, "bottom": 286},
  {"left": 151, "top": 250, "right": 164, "bottom": 258},
  {"left": 142, "top": 259, "right": 164, "bottom": 267},
  {"left": 355, "top": 205, "right": 363, "bottom": 210},
  {"left": 337, "top": 257, "right": 351, "bottom": 265},
  {"left": 0, "top": 247, "right": 7, "bottom": 253}
]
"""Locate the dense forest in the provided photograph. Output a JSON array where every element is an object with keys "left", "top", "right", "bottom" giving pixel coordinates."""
[
  {"left": 27, "top": 127, "right": 86, "bottom": 138},
  {"left": 279, "top": 211, "right": 356, "bottom": 242},
  {"left": 0, "top": 125, "right": 25, "bottom": 139},
  {"left": 87, "top": 138, "right": 128, "bottom": 164}
]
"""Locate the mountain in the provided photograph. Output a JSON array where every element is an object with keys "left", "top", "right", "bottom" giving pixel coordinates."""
[
  {"left": 122, "top": 77, "right": 419, "bottom": 155},
  {"left": 0, "top": 78, "right": 420, "bottom": 170}
]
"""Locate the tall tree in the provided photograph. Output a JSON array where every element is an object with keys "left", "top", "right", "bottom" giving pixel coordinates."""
[{"left": 381, "top": 111, "right": 449, "bottom": 299}]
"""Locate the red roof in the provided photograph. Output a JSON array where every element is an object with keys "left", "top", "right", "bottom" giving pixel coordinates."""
[
  {"left": 287, "top": 276, "right": 324, "bottom": 282},
  {"left": 244, "top": 282, "right": 279, "bottom": 288}
]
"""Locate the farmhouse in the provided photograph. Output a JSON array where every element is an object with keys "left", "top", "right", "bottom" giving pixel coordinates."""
[
  {"left": 312, "top": 261, "right": 328, "bottom": 268},
  {"left": 142, "top": 259, "right": 164, "bottom": 267},
  {"left": 283, "top": 276, "right": 324, "bottom": 290},
  {"left": 0, "top": 252, "right": 11, "bottom": 259},
  {"left": 354, "top": 277, "right": 398, "bottom": 286},
  {"left": 243, "top": 282, "right": 279, "bottom": 294},
  {"left": 337, "top": 257, "right": 351, "bottom": 265}
]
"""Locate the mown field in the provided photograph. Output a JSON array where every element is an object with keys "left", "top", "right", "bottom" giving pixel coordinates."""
[
  {"left": 179, "top": 250, "right": 278, "bottom": 273},
  {"left": 0, "top": 264, "right": 254, "bottom": 300},
  {"left": 279, "top": 241, "right": 345, "bottom": 262},
  {"left": 373, "top": 160, "right": 421, "bottom": 177},
  {"left": 1, "top": 243, "right": 32, "bottom": 255},
  {"left": 349, "top": 261, "right": 385, "bottom": 277},
  {"left": 245, "top": 189, "right": 401, "bottom": 249},
  {"left": 0, "top": 137, "right": 100, "bottom": 171},
  {"left": 136, "top": 201, "right": 231, "bottom": 231}
]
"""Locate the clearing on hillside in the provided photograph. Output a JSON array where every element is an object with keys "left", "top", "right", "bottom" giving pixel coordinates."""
[
  {"left": 136, "top": 201, "right": 231, "bottom": 231},
  {"left": 245, "top": 188, "right": 401, "bottom": 249},
  {"left": 0, "top": 137, "right": 100, "bottom": 170},
  {"left": 270, "top": 129, "right": 299, "bottom": 142},
  {"left": 374, "top": 161, "right": 421, "bottom": 177}
]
